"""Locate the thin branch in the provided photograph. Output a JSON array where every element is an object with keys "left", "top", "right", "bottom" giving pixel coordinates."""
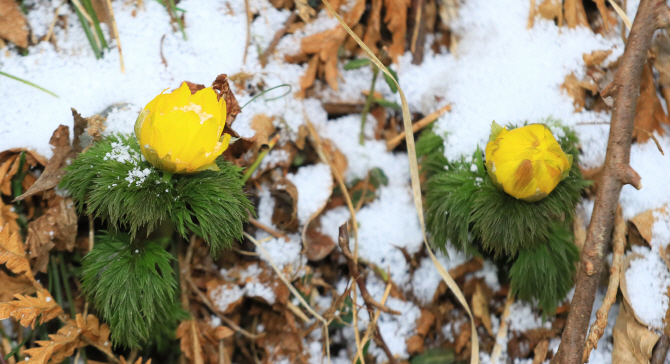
[
  {"left": 339, "top": 223, "right": 398, "bottom": 364},
  {"left": 247, "top": 215, "right": 287, "bottom": 239},
  {"left": 551, "top": 1, "right": 668, "bottom": 362},
  {"left": 260, "top": 12, "right": 298, "bottom": 67},
  {"left": 386, "top": 104, "right": 451, "bottom": 151},
  {"left": 582, "top": 205, "right": 625, "bottom": 362}
]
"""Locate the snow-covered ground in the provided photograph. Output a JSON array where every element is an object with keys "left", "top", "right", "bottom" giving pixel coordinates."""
[{"left": 2, "top": 0, "right": 670, "bottom": 362}]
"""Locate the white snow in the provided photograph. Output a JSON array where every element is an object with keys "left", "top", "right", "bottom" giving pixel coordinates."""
[
  {"left": 625, "top": 246, "right": 670, "bottom": 330},
  {"left": 287, "top": 163, "right": 333, "bottom": 224}
]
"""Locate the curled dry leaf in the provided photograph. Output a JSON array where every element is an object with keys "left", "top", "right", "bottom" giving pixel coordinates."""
[
  {"left": 0, "top": 148, "right": 46, "bottom": 199},
  {"left": 72, "top": 108, "right": 107, "bottom": 153},
  {"left": 563, "top": 0, "right": 588, "bottom": 28},
  {"left": 562, "top": 72, "right": 598, "bottom": 112},
  {"left": 176, "top": 320, "right": 206, "bottom": 364},
  {"left": 612, "top": 300, "right": 659, "bottom": 364},
  {"left": 271, "top": 177, "right": 300, "bottom": 233},
  {"left": 16, "top": 124, "right": 76, "bottom": 201},
  {"left": 407, "top": 309, "right": 436, "bottom": 355},
  {"left": 295, "top": 0, "right": 316, "bottom": 22},
  {"left": 0, "top": 0, "right": 28, "bottom": 48},
  {"left": 0, "top": 289, "right": 62, "bottom": 328},
  {"left": 212, "top": 74, "right": 242, "bottom": 124},
  {"left": 628, "top": 209, "right": 658, "bottom": 247},
  {"left": 250, "top": 114, "right": 276, "bottom": 154},
  {"left": 583, "top": 50, "right": 613, "bottom": 68}
]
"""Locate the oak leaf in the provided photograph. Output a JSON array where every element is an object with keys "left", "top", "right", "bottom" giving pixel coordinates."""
[
  {"left": 0, "top": 0, "right": 28, "bottom": 48},
  {"left": 0, "top": 223, "right": 31, "bottom": 275},
  {"left": 0, "top": 289, "right": 62, "bottom": 328}
]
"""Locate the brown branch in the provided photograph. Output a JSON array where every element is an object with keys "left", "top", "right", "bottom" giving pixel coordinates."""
[
  {"left": 247, "top": 215, "right": 287, "bottom": 239},
  {"left": 260, "top": 12, "right": 298, "bottom": 67},
  {"left": 386, "top": 104, "right": 451, "bottom": 151},
  {"left": 551, "top": 1, "right": 669, "bottom": 362},
  {"left": 582, "top": 205, "right": 625, "bottom": 362},
  {"left": 339, "top": 223, "right": 398, "bottom": 364},
  {"left": 652, "top": 335, "right": 670, "bottom": 364},
  {"left": 338, "top": 224, "right": 400, "bottom": 316}
]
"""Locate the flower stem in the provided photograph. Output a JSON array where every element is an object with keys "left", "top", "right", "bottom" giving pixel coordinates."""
[
  {"left": 162, "top": 171, "right": 173, "bottom": 183},
  {"left": 360, "top": 67, "right": 379, "bottom": 145},
  {"left": 242, "top": 134, "right": 280, "bottom": 183}
]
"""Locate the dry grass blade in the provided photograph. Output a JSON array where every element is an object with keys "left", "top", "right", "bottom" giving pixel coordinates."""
[
  {"left": 490, "top": 291, "right": 514, "bottom": 363},
  {"left": 352, "top": 279, "right": 393, "bottom": 364},
  {"left": 103, "top": 0, "right": 125, "bottom": 73},
  {"left": 243, "top": 232, "right": 331, "bottom": 363},
  {"left": 320, "top": 0, "right": 480, "bottom": 362},
  {"left": 583, "top": 205, "right": 626, "bottom": 362},
  {"left": 608, "top": 0, "right": 632, "bottom": 30}
]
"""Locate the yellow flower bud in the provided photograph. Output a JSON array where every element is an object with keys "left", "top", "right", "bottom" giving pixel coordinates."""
[
  {"left": 135, "top": 82, "right": 232, "bottom": 174},
  {"left": 485, "top": 122, "right": 573, "bottom": 202}
]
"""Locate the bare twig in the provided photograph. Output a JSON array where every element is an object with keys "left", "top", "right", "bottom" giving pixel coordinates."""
[
  {"left": 582, "top": 205, "right": 626, "bottom": 362},
  {"left": 352, "top": 281, "right": 393, "bottom": 364},
  {"left": 45, "top": 0, "right": 66, "bottom": 43},
  {"left": 338, "top": 224, "right": 400, "bottom": 316},
  {"left": 160, "top": 34, "right": 168, "bottom": 67},
  {"left": 243, "top": 0, "right": 251, "bottom": 64},
  {"left": 248, "top": 215, "right": 287, "bottom": 239},
  {"left": 552, "top": 0, "right": 669, "bottom": 362},
  {"left": 185, "top": 276, "right": 259, "bottom": 340},
  {"left": 651, "top": 334, "right": 670, "bottom": 364},
  {"left": 260, "top": 12, "right": 298, "bottom": 67},
  {"left": 386, "top": 104, "right": 451, "bottom": 151},
  {"left": 339, "top": 223, "right": 398, "bottom": 364}
]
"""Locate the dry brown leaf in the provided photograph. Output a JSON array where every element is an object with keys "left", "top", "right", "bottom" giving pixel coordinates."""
[
  {"left": 303, "top": 218, "right": 336, "bottom": 261},
  {"left": 212, "top": 74, "right": 242, "bottom": 124},
  {"left": 562, "top": 72, "right": 598, "bottom": 112},
  {"left": 271, "top": 177, "right": 300, "bottom": 232},
  {"left": 212, "top": 326, "right": 235, "bottom": 340},
  {"left": 295, "top": 0, "right": 315, "bottom": 22},
  {"left": 250, "top": 114, "right": 276, "bottom": 152},
  {"left": 0, "top": 0, "right": 28, "bottom": 48},
  {"left": 0, "top": 289, "right": 62, "bottom": 328},
  {"left": 176, "top": 320, "right": 205, "bottom": 364},
  {"left": 633, "top": 63, "right": 669, "bottom": 143},
  {"left": 0, "top": 270, "right": 36, "bottom": 302},
  {"left": 0, "top": 223, "right": 31, "bottom": 276},
  {"left": 612, "top": 300, "right": 659, "bottom": 364},
  {"left": 538, "top": 0, "right": 562, "bottom": 22},
  {"left": 472, "top": 282, "right": 494, "bottom": 336},
  {"left": 298, "top": 56, "right": 320, "bottom": 98},
  {"left": 564, "top": 0, "right": 588, "bottom": 28},
  {"left": 384, "top": 0, "right": 411, "bottom": 62},
  {"left": 16, "top": 124, "right": 76, "bottom": 201},
  {"left": 363, "top": 0, "right": 382, "bottom": 55},
  {"left": 584, "top": 50, "right": 613, "bottom": 67},
  {"left": 0, "top": 203, "right": 20, "bottom": 234},
  {"left": 629, "top": 209, "right": 659, "bottom": 246},
  {"left": 653, "top": 32, "right": 670, "bottom": 109},
  {"left": 72, "top": 108, "right": 107, "bottom": 153}
]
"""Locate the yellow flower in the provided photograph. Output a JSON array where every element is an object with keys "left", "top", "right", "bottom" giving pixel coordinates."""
[
  {"left": 485, "top": 122, "right": 572, "bottom": 202},
  {"left": 135, "top": 82, "right": 232, "bottom": 174}
]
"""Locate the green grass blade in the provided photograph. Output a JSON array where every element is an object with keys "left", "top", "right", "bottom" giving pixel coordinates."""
[
  {"left": 81, "top": 0, "right": 109, "bottom": 49},
  {"left": 0, "top": 71, "right": 59, "bottom": 98},
  {"left": 72, "top": 1, "right": 102, "bottom": 59}
]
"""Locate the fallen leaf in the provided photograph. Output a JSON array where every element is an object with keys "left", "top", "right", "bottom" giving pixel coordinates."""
[
  {"left": 298, "top": 56, "right": 320, "bottom": 97},
  {"left": 629, "top": 209, "right": 656, "bottom": 247},
  {"left": 211, "top": 74, "right": 242, "bottom": 124},
  {"left": 633, "top": 63, "right": 669, "bottom": 143},
  {"left": 0, "top": 270, "right": 36, "bottom": 302},
  {"left": 211, "top": 326, "right": 234, "bottom": 340},
  {"left": 612, "top": 300, "right": 659, "bottom": 364},
  {"left": 16, "top": 125, "right": 76, "bottom": 201},
  {"left": 0, "top": 223, "right": 31, "bottom": 276},
  {"left": 295, "top": 0, "right": 315, "bottom": 22},
  {"left": 120, "top": 357, "right": 152, "bottom": 364},
  {"left": 363, "top": 0, "right": 382, "bottom": 55},
  {"left": 507, "top": 328, "right": 555, "bottom": 359},
  {"left": 564, "top": 0, "right": 588, "bottom": 28},
  {"left": 584, "top": 50, "right": 613, "bottom": 67},
  {"left": 176, "top": 320, "right": 205, "bottom": 364},
  {"left": 472, "top": 282, "right": 494, "bottom": 336},
  {"left": 384, "top": 0, "right": 411, "bottom": 62},
  {"left": 0, "top": 0, "right": 28, "bottom": 48},
  {"left": 250, "top": 114, "right": 276, "bottom": 153},
  {"left": 0, "top": 203, "right": 20, "bottom": 234},
  {"left": 72, "top": 109, "right": 107, "bottom": 153},
  {"left": 653, "top": 32, "right": 670, "bottom": 110},
  {"left": 271, "top": 178, "right": 300, "bottom": 233},
  {"left": 303, "top": 218, "right": 336, "bottom": 261},
  {"left": 562, "top": 72, "right": 598, "bottom": 112},
  {"left": 0, "top": 289, "right": 62, "bottom": 328}
]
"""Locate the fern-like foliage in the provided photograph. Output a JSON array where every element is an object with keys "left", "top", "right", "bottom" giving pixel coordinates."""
[
  {"left": 420, "top": 119, "right": 587, "bottom": 313},
  {"left": 509, "top": 223, "right": 579, "bottom": 315},
  {"left": 61, "top": 134, "right": 253, "bottom": 253},
  {"left": 81, "top": 233, "right": 183, "bottom": 349}
]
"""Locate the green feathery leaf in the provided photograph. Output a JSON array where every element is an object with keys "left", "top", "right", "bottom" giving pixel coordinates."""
[
  {"left": 81, "top": 233, "right": 183, "bottom": 349},
  {"left": 509, "top": 223, "right": 579, "bottom": 314}
]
